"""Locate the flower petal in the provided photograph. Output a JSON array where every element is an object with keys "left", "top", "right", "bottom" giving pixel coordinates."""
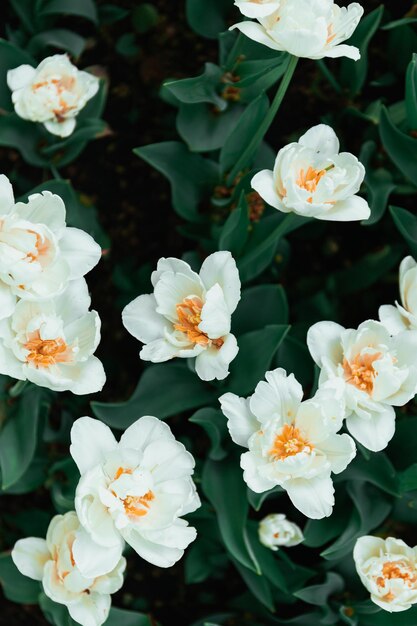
[
  {"left": 285, "top": 474, "right": 335, "bottom": 519},
  {"left": 219, "top": 392, "right": 259, "bottom": 448},
  {"left": 70, "top": 416, "right": 117, "bottom": 474},
  {"left": 199, "top": 251, "right": 241, "bottom": 313},
  {"left": 12, "top": 537, "right": 49, "bottom": 581}
]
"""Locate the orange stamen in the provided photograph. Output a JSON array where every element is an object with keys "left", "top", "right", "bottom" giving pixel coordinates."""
[
  {"left": 25, "top": 330, "right": 71, "bottom": 368},
  {"left": 174, "top": 297, "right": 223, "bottom": 349},
  {"left": 123, "top": 491, "right": 155, "bottom": 518},
  {"left": 343, "top": 352, "right": 382, "bottom": 394},
  {"left": 296, "top": 166, "right": 327, "bottom": 195},
  {"left": 269, "top": 423, "right": 312, "bottom": 460}
]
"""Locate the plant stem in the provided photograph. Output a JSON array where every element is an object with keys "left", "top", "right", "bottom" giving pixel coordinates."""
[
  {"left": 50, "top": 164, "right": 62, "bottom": 180},
  {"left": 9, "top": 380, "right": 30, "bottom": 398},
  {"left": 316, "top": 59, "right": 342, "bottom": 94},
  {"left": 227, "top": 54, "right": 299, "bottom": 185},
  {"left": 238, "top": 213, "right": 298, "bottom": 274}
]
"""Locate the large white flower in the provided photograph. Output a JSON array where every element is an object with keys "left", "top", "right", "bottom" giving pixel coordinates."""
[
  {"left": 231, "top": 0, "right": 364, "bottom": 61},
  {"left": 0, "top": 279, "right": 105, "bottom": 395},
  {"left": 12, "top": 511, "right": 126, "bottom": 626},
  {"left": 122, "top": 251, "right": 241, "bottom": 381},
  {"left": 7, "top": 54, "right": 99, "bottom": 137},
  {"left": 258, "top": 513, "right": 304, "bottom": 551},
  {"left": 380, "top": 256, "right": 417, "bottom": 334},
  {"left": 219, "top": 368, "right": 356, "bottom": 519},
  {"left": 0, "top": 175, "right": 101, "bottom": 319},
  {"left": 251, "top": 125, "right": 370, "bottom": 222},
  {"left": 234, "top": 0, "right": 281, "bottom": 19},
  {"left": 354, "top": 536, "right": 417, "bottom": 613},
  {"left": 71, "top": 415, "right": 200, "bottom": 568},
  {"left": 307, "top": 320, "right": 417, "bottom": 453}
]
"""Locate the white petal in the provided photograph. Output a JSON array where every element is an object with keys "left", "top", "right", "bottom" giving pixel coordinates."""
[
  {"left": 240, "top": 451, "right": 276, "bottom": 493},
  {"left": 194, "top": 333, "right": 238, "bottom": 381},
  {"left": 322, "top": 195, "right": 370, "bottom": 222},
  {"left": 251, "top": 169, "right": 283, "bottom": 210},
  {"left": 219, "top": 392, "right": 258, "bottom": 448},
  {"left": 250, "top": 368, "right": 303, "bottom": 425},
  {"left": 318, "top": 433, "right": 356, "bottom": 474},
  {"left": 199, "top": 251, "right": 241, "bottom": 313},
  {"left": 68, "top": 593, "right": 111, "bottom": 626},
  {"left": 151, "top": 257, "right": 200, "bottom": 287},
  {"left": 14, "top": 190, "right": 66, "bottom": 232},
  {"left": 0, "top": 281, "right": 16, "bottom": 321},
  {"left": 379, "top": 304, "right": 408, "bottom": 335},
  {"left": 0, "top": 174, "right": 15, "bottom": 214},
  {"left": 122, "top": 527, "right": 186, "bottom": 568},
  {"left": 353, "top": 535, "right": 385, "bottom": 566},
  {"left": 285, "top": 474, "right": 335, "bottom": 519},
  {"left": 55, "top": 278, "right": 91, "bottom": 325},
  {"left": 234, "top": 0, "right": 280, "bottom": 18},
  {"left": 65, "top": 310, "right": 101, "bottom": 359},
  {"left": 7, "top": 65, "right": 36, "bottom": 91},
  {"left": 299, "top": 124, "right": 340, "bottom": 157},
  {"left": 230, "top": 21, "right": 283, "bottom": 51},
  {"left": 70, "top": 416, "right": 117, "bottom": 474},
  {"left": 12, "top": 538, "right": 49, "bottom": 581},
  {"left": 119, "top": 415, "right": 175, "bottom": 451},
  {"left": 324, "top": 44, "right": 361, "bottom": 61},
  {"left": 140, "top": 338, "right": 181, "bottom": 362},
  {"left": 72, "top": 527, "right": 123, "bottom": 579},
  {"left": 122, "top": 294, "right": 170, "bottom": 343},
  {"left": 346, "top": 405, "right": 396, "bottom": 452},
  {"left": 199, "top": 284, "right": 231, "bottom": 338},
  {"left": 60, "top": 227, "right": 101, "bottom": 279},
  {"left": 307, "top": 321, "right": 344, "bottom": 367},
  {"left": 44, "top": 117, "right": 77, "bottom": 138}
]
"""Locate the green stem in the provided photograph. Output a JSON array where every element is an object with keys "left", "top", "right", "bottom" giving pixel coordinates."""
[
  {"left": 9, "top": 380, "right": 30, "bottom": 398},
  {"left": 227, "top": 55, "right": 299, "bottom": 185},
  {"left": 316, "top": 59, "right": 342, "bottom": 94},
  {"left": 238, "top": 213, "right": 298, "bottom": 274},
  {"left": 50, "top": 164, "right": 62, "bottom": 180}
]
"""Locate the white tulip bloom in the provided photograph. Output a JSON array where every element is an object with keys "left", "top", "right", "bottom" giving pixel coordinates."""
[
  {"left": 0, "top": 175, "right": 101, "bottom": 315},
  {"left": 220, "top": 368, "right": 356, "bottom": 519},
  {"left": 251, "top": 125, "right": 370, "bottom": 222},
  {"left": 122, "top": 251, "right": 241, "bottom": 381},
  {"left": 231, "top": 0, "right": 364, "bottom": 60},
  {"left": 0, "top": 279, "right": 105, "bottom": 395},
  {"left": 7, "top": 54, "right": 99, "bottom": 137},
  {"left": 380, "top": 256, "right": 417, "bottom": 334},
  {"left": 354, "top": 536, "right": 417, "bottom": 613},
  {"left": 258, "top": 513, "right": 304, "bottom": 550},
  {"left": 71, "top": 415, "right": 200, "bottom": 568},
  {"left": 234, "top": 0, "right": 281, "bottom": 19},
  {"left": 307, "top": 320, "right": 417, "bottom": 453},
  {"left": 12, "top": 511, "right": 126, "bottom": 626}
]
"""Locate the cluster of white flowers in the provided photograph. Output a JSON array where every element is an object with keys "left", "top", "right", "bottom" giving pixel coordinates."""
[
  {"left": 13, "top": 415, "right": 200, "bottom": 625},
  {"left": 8, "top": 54, "right": 99, "bottom": 137},
  {"left": 0, "top": 175, "right": 105, "bottom": 394}
]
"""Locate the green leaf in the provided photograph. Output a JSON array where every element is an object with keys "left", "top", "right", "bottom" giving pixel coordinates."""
[
  {"left": 98, "top": 4, "right": 130, "bottom": 24},
  {"left": 186, "top": 0, "right": 234, "bottom": 39},
  {"left": 247, "top": 485, "right": 283, "bottom": 512},
  {"left": 303, "top": 497, "right": 349, "bottom": 548},
  {"left": 406, "top": 53, "right": 417, "bottom": 129},
  {"left": 132, "top": 4, "right": 159, "bottom": 34},
  {"left": 389, "top": 205, "right": 417, "bottom": 256},
  {"left": 339, "top": 6, "right": 384, "bottom": 95},
  {"left": 220, "top": 92, "right": 269, "bottom": 176},
  {"left": 334, "top": 452, "right": 399, "bottom": 496},
  {"left": 38, "top": 0, "right": 98, "bottom": 23},
  {"left": 389, "top": 415, "right": 417, "bottom": 470},
  {"left": 0, "top": 39, "right": 35, "bottom": 111},
  {"left": 0, "top": 553, "right": 40, "bottom": 604},
  {"left": 294, "top": 572, "right": 344, "bottom": 606},
  {"left": 49, "top": 457, "right": 79, "bottom": 513},
  {"left": 399, "top": 464, "right": 417, "bottom": 493},
  {"left": 360, "top": 605, "right": 417, "bottom": 625},
  {"left": 232, "top": 557, "right": 274, "bottom": 611},
  {"left": 134, "top": 142, "right": 218, "bottom": 223},
  {"left": 202, "top": 455, "right": 260, "bottom": 573},
  {"left": 92, "top": 362, "right": 217, "bottom": 429},
  {"left": 189, "top": 408, "right": 228, "bottom": 461},
  {"left": 380, "top": 106, "right": 417, "bottom": 185},
  {"left": 27, "top": 29, "right": 86, "bottom": 58},
  {"left": 40, "top": 594, "right": 76, "bottom": 625},
  {"left": 0, "top": 386, "right": 48, "bottom": 490},
  {"left": 177, "top": 102, "right": 244, "bottom": 153},
  {"left": 164, "top": 63, "right": 227, "bottom": 110},
  {"left": 360, "top": 141, "right": 395, "bottom": 226},
  {"left": 218, "top": 192, "right": 250, "bottom": 257},
  {"left": 275, "top": 333, "right": 314, "bottom": 389},
  {"left": 41, "top": 118, "right": 107, "bottom": 167},
  {"left": 226, "top": 324, "right": 290, "bottom": 395},
  {"left": 233, "top": 284, "right": 288, "bottom": 336},
  {"left": 0, "top": 114, "right": 48, "bottom": 167},
  {"left": 106, "top": 607, "right": 155, "bottom": 625}
]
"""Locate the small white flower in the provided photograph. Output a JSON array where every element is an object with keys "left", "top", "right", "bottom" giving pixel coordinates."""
[
  {"left": 231, "top": 0, "right": 364, "bottom": 61},
  {"left": 122, "top": 251, "right": 241, "bottom": 381},
  {"left": 12, "top": 511, "right": 126, "bottom": 626},
  {"left": 307, "top": 319, "right": 417, "bottom": 453},
  {"left": 0, "top": 279, "right": 105, "bottom": 395},
  {"left": 0, "top": 175, "right": 101, "bottom": 317},
  {"left": 354, "top": 536, "right": 417, "bottom": 613},
  {"left": 71, "top": 415, "right": 201, "bottom": 568},
  {"left": 258, "top": 513, "right": 304, "bottom": 550},
  {"left": 252, "top": 124, "right": 370, "bottom": 222},
  {"left": 220, "top": 368, "right": 356, "bottom": 519},
  {"left": 380, "top": 256, "right": 417, "bottom": 334},
  {"left": 234, "top": 0, "right": 281, "bottom": 19},
  {"left": 7, "top": 54, "right": 99, "bottom": 137}
]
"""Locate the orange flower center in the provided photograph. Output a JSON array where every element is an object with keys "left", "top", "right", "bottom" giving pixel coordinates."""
[
  {"left": 343, "top": 352, "right": 382, "bottom": 393},
  {"left": 25, "top": 230, "right": 50, "bottom": 263},
  {"left": 174, "top": 297, "right": 223, "bottom": 349},
  {"left": 113, "top": 467, "right": 155, "bottom": 518},
  {"left": 25, "top": 331, "right": 71, "bottom": 368},
  {"left": 32, "top": 77, "right": 77, "bottom": 122},
  {"left": 269, "top": 423, "right": 312, "bottom": 460},
  {"left": 296, "top": 166, "right": 327, "bottom": 203},
  {"left": 376, "top": 560, "right": 417, "bottom": 601}
]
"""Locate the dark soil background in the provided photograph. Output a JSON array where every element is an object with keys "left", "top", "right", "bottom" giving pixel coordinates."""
[{"left": 0, "top": 0, "right": 415, "bottom": 624}]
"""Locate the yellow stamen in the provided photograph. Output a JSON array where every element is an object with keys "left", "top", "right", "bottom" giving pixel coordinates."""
[
  {"left": 25, "top": 331, "right": 71, "bottom": 368},
  {"left": 343, "top": 352, "right": 382, "bottom": 394},
  {"left": 269, "top": 423, "right": 312, "bottom": 460},
  {"left": 174, "top": 297, "right": 223, "bottom": 349}
]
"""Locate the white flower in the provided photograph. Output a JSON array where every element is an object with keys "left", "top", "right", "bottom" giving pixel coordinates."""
[
  {"left": 12, "top": 511, "right": 126, "bottom": 626},
  {"left": 219, "top": 368, "right": 356, "bottom": 519},
  {"left": 234, "top": 0, "right": 281, "bottom": 19},
  {"left": 380, "top": 256, "right": 417, "bottom": 334},
  {"left": 354, "top": 536, "right": 417, "bottom": 613},
  {"left": 307, "top": 320, "right": 417, "bottom": 453},
  {"left": 7, "top": 54, "right": 99, "bottom": 137},
  {"left": 251, "top": 124, "right": 370, "bottom": 222},
  {"left": 231, "top": 0, "right": 364, "bottom": 61},
  {"left": 71, "top": 415, "right": 201, "bottom": 568},
  {"left": 258, "top": 513, "right": 304, "bottom": 550},
  {"left": 0, "top": 279, "right": 105, "bottom": 395},
  {"left": 0, "top": 175, "right": 101, "bottom": 317},
  {"left": 122, "top": 251, "right": 241, "bottom": 381}
]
